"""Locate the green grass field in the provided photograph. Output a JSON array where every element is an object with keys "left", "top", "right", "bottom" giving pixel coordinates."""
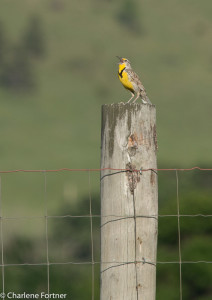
[
  {"left": 0, "top": 1, "right": 211, "bottom": 297},
  {"left": 0, "top": 0, "right": 211, "bottom": 223},
  {"left": 0, "top": 0, "right": 211, "bottom": 231},
  {"left": 0, "top": 0, "right": 211, "bottom": 171}
]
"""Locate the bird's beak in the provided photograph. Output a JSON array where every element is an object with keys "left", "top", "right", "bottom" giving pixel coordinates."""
[{"left": 116, "top": 56, "right": 123, "bottom": 64}]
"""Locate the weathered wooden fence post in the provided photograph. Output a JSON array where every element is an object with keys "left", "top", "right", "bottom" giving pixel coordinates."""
[{"left": 100, "top": 103, "right": 158, "bottom": 300}]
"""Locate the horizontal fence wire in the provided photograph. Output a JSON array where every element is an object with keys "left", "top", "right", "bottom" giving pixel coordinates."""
[
  {"left": 0, "top": 166, "right": 211, "bottom": 173},
  {"left": 0, "top": 259, "right": 212, "bottom": 267},
  {"left": 0, "top": 214, "right": 211, "bottom": 220},
  {"left": 0, "top": 260, "right": 211, "bottom": 268},
  {"left": 0, "top": 166, "right": 211, "bottom": 299}
]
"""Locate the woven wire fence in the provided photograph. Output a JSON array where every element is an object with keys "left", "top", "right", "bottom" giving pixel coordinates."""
[{"left": 0, "top": 167, "right": 211, "bottom": 299}]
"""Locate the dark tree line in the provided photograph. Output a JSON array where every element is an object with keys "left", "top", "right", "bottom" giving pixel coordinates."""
[{"left": 0, "top": 15, "right": 45, "bottom": 91}]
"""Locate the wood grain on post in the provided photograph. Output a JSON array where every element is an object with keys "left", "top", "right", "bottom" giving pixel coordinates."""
[{"left": 100, "top": 103, "right": 158, "bottom": 300}]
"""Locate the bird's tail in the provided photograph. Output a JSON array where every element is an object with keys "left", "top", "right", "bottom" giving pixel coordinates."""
[
  {"left": 140, "top": 90, "right": 152, "bottom": 105},
  {"left": 145, "top": 96, "right": 152, "bottom": 105}
]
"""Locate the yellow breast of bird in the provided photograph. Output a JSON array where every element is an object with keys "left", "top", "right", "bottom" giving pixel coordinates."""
[{"left": 118, "top": 64, "right": 134, "bottom": 93}]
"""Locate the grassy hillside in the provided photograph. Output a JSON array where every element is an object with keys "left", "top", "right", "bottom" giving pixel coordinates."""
[
  {"left": 0, "top": 0, "right": 211, "bottom": 219},
  {"left": 0, "top": 0, "right": 211, "bottom": 171},
  {"left": 0, "top": 1, "right": 211, "bottom": 297},
  {"left": 0, "top": 2, "right": 210, "bottom": 204}
]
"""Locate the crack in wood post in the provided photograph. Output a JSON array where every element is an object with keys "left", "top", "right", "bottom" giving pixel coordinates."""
[{"left": 126, "top": 163, "right": 140, "bottom": 194}]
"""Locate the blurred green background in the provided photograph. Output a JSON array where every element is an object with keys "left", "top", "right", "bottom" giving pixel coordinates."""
[{"left": 0, "top": 0, "right": 211, "bottom": 299}]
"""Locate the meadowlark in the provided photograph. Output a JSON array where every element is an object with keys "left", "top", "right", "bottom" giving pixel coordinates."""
[{"left": 117, "top": 56, "right": 152, "bottom": 104}]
